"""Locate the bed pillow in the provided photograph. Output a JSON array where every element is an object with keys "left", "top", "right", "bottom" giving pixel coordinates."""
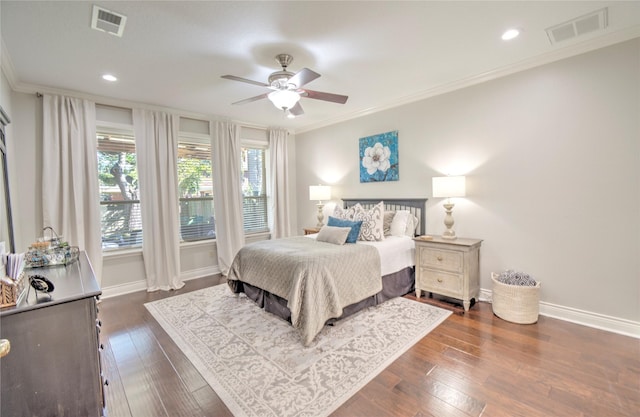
[
  {"left": 390, "top": 210, "right": 410, "bottom": 237},
  {"left": 353, "top": 201, "right": 385, "bottom": 241},
  {"left": 316, "top": 225, "right": 351, "bottom": 245},
  {"left": 332, "top": 205, "right": 358, "bottom": 221},
  {"left": 383, "top": 211, "right": 396, "bottom": 236},
  {"left": 327, "top": 216, "right": 363, "bottom": 243},
  {"left": 407, "top": 214, "right": 420, "bottom": 237}
]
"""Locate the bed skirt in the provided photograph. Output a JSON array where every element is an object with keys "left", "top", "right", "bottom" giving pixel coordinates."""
[{"left": 227, "top": 266, "right": 415, "bottom": 324}]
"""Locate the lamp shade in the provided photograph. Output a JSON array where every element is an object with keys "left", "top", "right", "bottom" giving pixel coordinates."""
[
  {"left": 309, "top": 185, "right": 331, "bottom": 201},
  {"left": 432, "top": 176, "right": 466, "bottom": 198},
  {"left": 268, "top": 90, "right": 301, "bottom": 110}
]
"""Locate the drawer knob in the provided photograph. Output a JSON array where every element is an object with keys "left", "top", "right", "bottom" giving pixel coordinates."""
[
  {"left": 437, "top": 278, "right": 443, "bottom": 283},
  {"left": 437, "top": 256, "right": 443, "bottom": 261}
]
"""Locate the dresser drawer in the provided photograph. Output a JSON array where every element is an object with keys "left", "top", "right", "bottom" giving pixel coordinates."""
[
  {"left": 419, "top": 246, "right": 463, "bottom": 272},
  {"left": 418, "top": 268, "right": 463, "bottom": 294}
]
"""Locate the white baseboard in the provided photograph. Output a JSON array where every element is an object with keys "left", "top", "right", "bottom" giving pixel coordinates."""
[
  {"left": 538, "top": 302, "right": 640, "bottom": 339},
  {"left": 478, "top": 288, "right": 639, "bottom": 339},
  {"left": 101, "top": 265, "right": 221, "bottom": 299},
  {"left": 181, "top": 265, "right": 221, "bottom": 281}
]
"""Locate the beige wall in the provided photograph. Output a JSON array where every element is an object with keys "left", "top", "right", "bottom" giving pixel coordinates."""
[{"left": 296, "top": 40, "right": 640, "bottom": 327}]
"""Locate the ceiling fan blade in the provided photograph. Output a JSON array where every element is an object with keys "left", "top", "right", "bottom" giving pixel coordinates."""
[
  {"left": 303, "top": 89, "right": 349, "bottom": 104},
  {"left": 289, "top": 102, "right": 304, "bottom": 116},
  {"left": 221, "top": 74, "right": 269, "bottom": 87},
  {"left": 232, "top": 93, "right": 269, "bottom": 105},
  {"left": 288, "top": 68, "right": 320, "bottom": 88}
]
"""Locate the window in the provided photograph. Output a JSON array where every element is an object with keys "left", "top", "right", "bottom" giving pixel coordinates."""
[
  {"left": 97, "top": 132, "right": 142, "bottom": 249},
  {"left": 97, "top": 125, "right": 269, "bottom": 250},
  {"left": 178, "top": 140, "right": 215, "bottom": 241},
  {"left": 242, "top": 147, "right": 268, "bottom": 233}
]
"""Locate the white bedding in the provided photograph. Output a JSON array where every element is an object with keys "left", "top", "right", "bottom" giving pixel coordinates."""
[{"left": 306, "top": 234, "right": 415, "bottom": 276}]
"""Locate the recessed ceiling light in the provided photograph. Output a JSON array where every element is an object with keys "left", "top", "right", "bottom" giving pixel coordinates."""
[
  {"left": 501, "top": 28, "right": 520, "bottom": 41},
  {"left": 102, "top": 74, "right": 117, "bottom": 82}
]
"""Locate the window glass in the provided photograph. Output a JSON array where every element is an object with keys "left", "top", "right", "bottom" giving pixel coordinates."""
[
  {"left": 242, "top": 147, "right": 268, "bottom": 233},
  {"left": 178, "top": 141, "right": 215, "bottom": 241},
  {"left": 97, "top": 132, "right": 142, "bottom": 249}
]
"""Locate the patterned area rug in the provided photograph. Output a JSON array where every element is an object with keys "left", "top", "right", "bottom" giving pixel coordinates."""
[{"left": 145, "top": 284, "right": 451, "bottom": 417}]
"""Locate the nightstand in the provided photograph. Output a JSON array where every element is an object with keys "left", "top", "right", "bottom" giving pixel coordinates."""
[
  {"left": 414, "top": 236, "right": 482, "bottom": 311},
  {"left": 303, "top": 227, "right": 321, "bottom": 235}
]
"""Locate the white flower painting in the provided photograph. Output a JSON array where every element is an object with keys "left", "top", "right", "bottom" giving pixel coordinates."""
[{"left": 359, "top": 131, "right": 399, "bottom": 182}]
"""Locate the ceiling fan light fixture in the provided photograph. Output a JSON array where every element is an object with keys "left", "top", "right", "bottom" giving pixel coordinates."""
[{"left": 268, "top": 89, "right": 301, "bottom": 110}]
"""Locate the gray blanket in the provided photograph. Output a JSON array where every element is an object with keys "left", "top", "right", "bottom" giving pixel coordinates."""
[{"left": 227, "top": 237, "right": 382, "bottom": 346}]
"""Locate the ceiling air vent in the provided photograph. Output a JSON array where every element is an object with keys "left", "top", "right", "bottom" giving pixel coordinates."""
[
  {"left": 91, "top": 5, "right": 127, "bottom": 37},
  {"left": 546, "top": 8, "right": 608, "bottom": 44}
]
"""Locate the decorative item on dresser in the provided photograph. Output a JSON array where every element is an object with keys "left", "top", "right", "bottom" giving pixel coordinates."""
[
  {"left": 0, "top": 252, "right": 106, "bottom": 417},
  {"left": 414, "top": 235, "right": 482, "bottom": 311}
]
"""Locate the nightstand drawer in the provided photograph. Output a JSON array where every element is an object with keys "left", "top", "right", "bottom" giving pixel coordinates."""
[
  {"left": 419, "top": 247, "right": 463, "bottom": 272},
  {"left": 418, "top": 268, "right": 463, "bottom": 293}
]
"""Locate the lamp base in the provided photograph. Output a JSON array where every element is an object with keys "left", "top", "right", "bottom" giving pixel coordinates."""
[
  {"left": 316, "top": 203, "right": 325, "bottom": 228},
  {"left": 442, "top": 231, "right": 457, "bottom": 240},
  {"left": 441, "top": 202, "right": 457, "bottom": 240}
]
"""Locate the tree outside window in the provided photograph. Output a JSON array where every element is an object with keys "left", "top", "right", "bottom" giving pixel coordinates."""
[
  {"left": 178, "top": 141, "right": 215, "bottom": 241},
  {"left": 97, "top": 133, "right": 142, "bottom": 249}
]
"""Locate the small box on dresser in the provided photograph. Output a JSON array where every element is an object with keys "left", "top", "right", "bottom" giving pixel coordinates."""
[{"left": 414, "top": 236, "right": 482, "bottom": 311}]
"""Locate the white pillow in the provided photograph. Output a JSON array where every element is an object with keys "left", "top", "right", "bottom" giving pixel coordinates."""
[
  {"left": 353, "top": 201, "right": 385, "bottom": 241},
  {"left": 316, "top": 226, "right": 351, "bottom": 245},
  {"left": 407, "top": 214, "right": 419, "bottom": 237},
  {"left": 390, "top": 210, "right": 410, "bottom": 237}
]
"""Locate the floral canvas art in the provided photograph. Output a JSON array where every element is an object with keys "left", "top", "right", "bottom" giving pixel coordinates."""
[{"left": 359, "top": 130, "right": 399, "bottom": 182}]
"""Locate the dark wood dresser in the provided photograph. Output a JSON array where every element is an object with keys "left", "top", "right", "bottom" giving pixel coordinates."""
[{"left": 0, "top": 251, "right": 105, "bottom": 416}]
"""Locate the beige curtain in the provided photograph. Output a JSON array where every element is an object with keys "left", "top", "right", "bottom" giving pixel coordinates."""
[
  {"left": 268, "top": 128, "right": 291, "bottom": 238},
  {"left": 211, "top": 121, "right": 245, "bottom": 276},
  {"left": 133, "top": 109, "right": 183, "bottom": 291},
  {"left": 42, "top": 94, "right": 103, "bottom": 283}
]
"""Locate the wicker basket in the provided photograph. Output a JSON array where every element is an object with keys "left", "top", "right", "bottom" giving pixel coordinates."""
[
  {"left": 491, "top": 272, "right": 540, "bottom": 324},
  {"left": 1, "top": 272, "right": 26, "bottom": 308}
]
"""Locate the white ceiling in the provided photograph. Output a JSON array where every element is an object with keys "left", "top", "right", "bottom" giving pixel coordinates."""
[{"left": 2, "top": 1, "right": 639, "bottom": 133}]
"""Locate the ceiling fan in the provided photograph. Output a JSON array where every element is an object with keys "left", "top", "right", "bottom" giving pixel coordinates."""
[{"left": 221, "top": 54, "right": 348, "bottom": 118}]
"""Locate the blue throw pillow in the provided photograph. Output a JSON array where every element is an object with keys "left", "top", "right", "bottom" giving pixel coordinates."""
[{"left": 327, "top": 216, "right": 363, "bottom": 243}]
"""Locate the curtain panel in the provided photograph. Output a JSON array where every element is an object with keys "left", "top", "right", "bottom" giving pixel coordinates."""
[
  {"left": 211, "top": 121, "right": 245, "bottom": 276},
  {"left": 133, "top": 109, "right": 183, "bottom": 291},
  {"left": 42, "top": 94, "right": 103, "bottom": 283},
  {"left": 268, "top": 128, "right": 291, "bottom": 239}
]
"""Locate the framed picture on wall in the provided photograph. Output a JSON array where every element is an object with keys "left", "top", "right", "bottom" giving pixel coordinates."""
[{"left": 359, "top": 130, "right": 399, "bottom": 183}]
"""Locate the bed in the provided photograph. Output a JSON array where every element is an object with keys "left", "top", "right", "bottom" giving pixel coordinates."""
[{"left": 227, "top": 198, "right": 427, "bottom": 346}]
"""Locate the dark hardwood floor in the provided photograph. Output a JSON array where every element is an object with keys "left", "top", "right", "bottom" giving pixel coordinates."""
[{"left": 99, "top": 276, "right": 639, "bottom": 417}]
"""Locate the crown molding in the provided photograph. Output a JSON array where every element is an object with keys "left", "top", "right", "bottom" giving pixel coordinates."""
[
  {"left": 0, "top": 38, "right": 18, "bottom": 91},
  {"left": 295, "top": 26, "right": 640, "bottom": 135}
]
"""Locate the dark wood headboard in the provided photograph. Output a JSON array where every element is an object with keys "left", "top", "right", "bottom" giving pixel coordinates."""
[{"left": 342, "top": 198, "right": 428, "bottom": 236}]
